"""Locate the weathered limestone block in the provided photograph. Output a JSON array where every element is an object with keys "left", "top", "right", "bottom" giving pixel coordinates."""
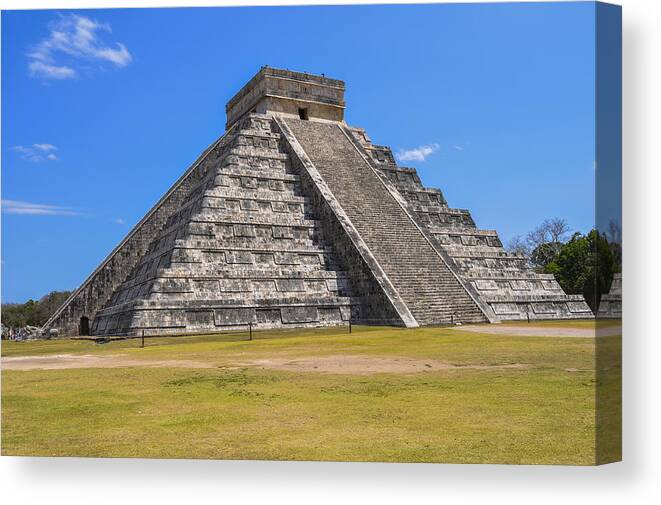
[
  {"left": 214, "top": 308, "right": 254, "bottom": 326},
  {"left": 281, "top": 306, "right": 320, "bottom": 324}
]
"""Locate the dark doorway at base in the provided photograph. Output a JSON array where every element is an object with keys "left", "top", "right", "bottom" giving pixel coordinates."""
[{"left": 79, "top": 316, "right": 90, "bottom": 336}]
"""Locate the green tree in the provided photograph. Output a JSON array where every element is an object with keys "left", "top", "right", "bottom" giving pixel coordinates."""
[
  {"left": 1, "top": 304, "right": 28, "bottom": 327},
  {"left": 529, "top": 241, "right": 562, "bottom": 271},
  {"left": 508, "top": 217, "right": 570, "bottom": 270},
  {"left": 545, "top": 230, "right": 615, "bottom": 313},
  {"left": 1, "top": 290, "right": 71, "bottom": 328},
  {"left": 607, "top": 219, "right": 622, "bottom": 274}
]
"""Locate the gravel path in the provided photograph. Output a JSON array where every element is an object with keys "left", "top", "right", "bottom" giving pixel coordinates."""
[
  {"left": 1, "top": 354, "right": 215, "bottom": 371},
  {"left": 2, "top": 353, "right": 531, "bottom": 374},
  {"left": 453, "top": 324, "right": 621, "bottom": 338}
]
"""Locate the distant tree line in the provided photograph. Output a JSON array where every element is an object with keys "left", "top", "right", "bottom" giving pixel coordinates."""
[
  {"left": 1, "top": 291, "right": 71, "bottom": 328},
  {"left": 506, "top": 218, "right": 622, "bottom": 313}
]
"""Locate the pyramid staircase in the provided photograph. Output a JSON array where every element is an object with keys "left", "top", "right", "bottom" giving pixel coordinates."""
[{"left": 280, "top": 118, "right": 489, "bottom": 326}]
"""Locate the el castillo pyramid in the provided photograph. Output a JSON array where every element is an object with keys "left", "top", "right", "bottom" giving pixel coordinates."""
[{"left": 43, "top": 67, "right": 592, "bottom": 336}]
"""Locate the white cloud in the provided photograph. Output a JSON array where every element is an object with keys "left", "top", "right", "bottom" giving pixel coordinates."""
[
  {"left": 11, "top": 144, "right": 59, "bottom": 162},
  {"left": 112, "top": 218, "right": 126, "bottom": 225},
  {"left": 28, "top": 14, "right": 132, "bottom": 80},
  {"left": 453, "top": 145, "right": 465, "bottom": 151},
  {"left": 1, "top": 200, "right": 79, "bottom": 216},
  {"left": 33, "top": 143, "right": 57, "bottom": 152},
  {"left": 28, "top": 60, "right": 76, "bottom": 80},
  {"left": 395, "top": 143, "right": 440, "bottom": 162}
]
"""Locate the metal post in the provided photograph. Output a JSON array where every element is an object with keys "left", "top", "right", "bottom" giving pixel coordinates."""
[
  {"left": 527, "top": 311, "right": 530, "bottom": 324},
  {"left": 141, "top": 329, "right": 145, "bottom": 348},
  {"left": 249, "top": 323, "right": 253, "bottom": 341},
  {"left": 451, "top": 314, "right": 454, "bottom": 326},
  {"left": 349, "top": 320, "right": 352, "bottom": 334}
]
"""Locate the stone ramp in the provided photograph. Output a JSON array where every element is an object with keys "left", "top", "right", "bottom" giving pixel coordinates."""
[{"left": 283, "top": 118, "right": 488, "bottom": 326}]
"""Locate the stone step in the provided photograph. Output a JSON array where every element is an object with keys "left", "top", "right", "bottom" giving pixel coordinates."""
[
  {"left": 183, "top": 213, "right": 320, "bottom": 228},
  {"left": 203, "top": 190, "right": 308, "bottom": 205}
]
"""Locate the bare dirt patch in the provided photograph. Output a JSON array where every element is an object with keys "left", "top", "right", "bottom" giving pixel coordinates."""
[
  {"left": 454, "top": 324, "right": 621, "bottom": 338},
  {"left": 248, "top": 355, "right": 530, "bottom": 375},
  {"left": 3, "top": 353, "right": 530, "bottom": 375},
  {"left": 1, "top": 354, "right": 215, "bottom": 371}
]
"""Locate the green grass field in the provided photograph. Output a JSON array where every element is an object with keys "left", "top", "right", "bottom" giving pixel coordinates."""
[{"left": 1, "top": 323, "right": 621, "bottom": 464}]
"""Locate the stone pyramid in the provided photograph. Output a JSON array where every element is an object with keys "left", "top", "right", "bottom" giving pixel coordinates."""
[
  {"left": 44, "top": 67, "right": 591, "bottom": 336},
  {"left": 597, "top": 273, "right": 621, "bottom": 319}
]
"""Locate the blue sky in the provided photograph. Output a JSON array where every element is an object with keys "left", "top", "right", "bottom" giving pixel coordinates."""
[{"left": 1, "top": 2, "right": 597, "bottom": 303}]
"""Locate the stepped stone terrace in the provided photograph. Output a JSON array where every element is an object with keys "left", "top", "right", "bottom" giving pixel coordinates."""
[{"left": 43, "top": 67, "right": 592, "bottom": 337}]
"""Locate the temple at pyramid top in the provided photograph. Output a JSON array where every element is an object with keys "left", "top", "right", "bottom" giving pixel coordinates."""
[{"left": 225, "top": 66, "right": 346, "bottom": 128}]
